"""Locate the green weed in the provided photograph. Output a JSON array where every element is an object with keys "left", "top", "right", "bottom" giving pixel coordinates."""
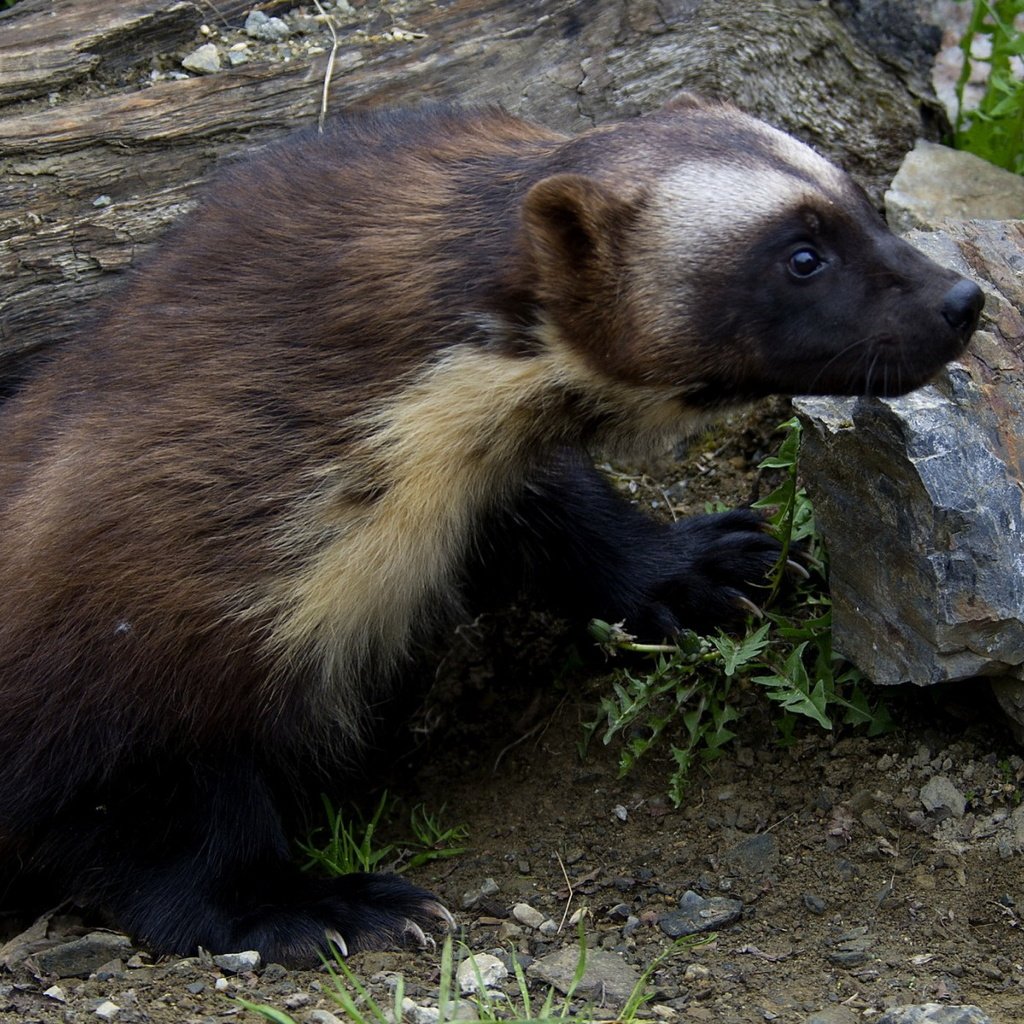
[
  {"left": 237, "top": 925, "right": 700, "bottom": 1024},
  {"left": 954, "top": 0, "right": 1024, "bottom": 173},
  {"left": 299, "top": 792, "right": 468, "bottom": 877},
  {"left": 584, "top": 418, "right": 892, "bottom": 806}
]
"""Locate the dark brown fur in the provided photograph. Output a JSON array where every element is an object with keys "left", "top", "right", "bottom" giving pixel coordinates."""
[{"left": 0, "top": 101, "right": 981, "bottom": 962}]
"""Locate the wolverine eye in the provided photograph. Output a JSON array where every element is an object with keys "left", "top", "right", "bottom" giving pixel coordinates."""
[{"left": 788, "top": 247, "right": 825, "bottom": 279}]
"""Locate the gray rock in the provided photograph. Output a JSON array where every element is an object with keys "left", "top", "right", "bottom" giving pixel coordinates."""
[
  {"left": 511, "top": 902, "right": 546, "bottom": 929},
  {"left": 181, "top": 43, "right": 221, "bottom": 75},
  {"left": 795, "top": 219, "right": 1024, "bottom": 713},
  {"left": 33, "top": 932, "right": 133, "bottom": 979},
  {"left": 658, "top": 890, "right": 743, "bottom": 937},
  {"left": 885, "top": 140, "right": 1024, "bottom": 232},
  {"left": 920, "top": 775, "right": 967, "bottom": 819},
  {"left": 528, "top": 947, "right": 641, "bottom": 1009},
  {"left": 720, "top": 832, "right": 779, "bottom": 876},
  {"left": 456, "top": 952, "right": 508, "bottom": 994},
  {"left": 244, "top": 10, "right": 293, "bottom": 41},
  {"left": 876, "top": 1005, "right": 991, "bottom": 1024},
  {"left": 304, "top": 1011, "right": 345, "bottom": 1024},
  {"left": 212, "top": 949, "right": 260, "bottom": 973}
]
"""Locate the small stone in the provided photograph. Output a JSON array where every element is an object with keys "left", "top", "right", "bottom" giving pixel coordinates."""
[
  {"left": 92, "top": 195, "right": 112, "bottom": 208},
  {"left": 35, "top": 933, "right": 133, "bottom": 979},
  {"left": 244, "top": 10, "right": 293, "bottom": 41},
  {"left": 512, "top": 902, "right": 546, "bottom": 929},
  {"left": 213, "top": 949, "right": 261, "bottom": 973},
  {"left": 802, "top": 892, "right": 827, "bottom": 915},
  {"left": 43, "top": 986, "right": 67, "bottom": 1002},
  {"left": 181, "top": 43, "right": 221, "bottom": 75},
  {"left": 214, "top": 977, "right": 229, "bottom": 991},
  {"left": 305, "top": 1012, "right": 345, "bottom": 1024},
  {"left": 920, "top": 776, "right": 967, "bottom": 819},
  {"left": 283, "top": 992, "right": 312, "bottom": 1009},
  {"left": 613, "top": 804, "right": 628, "bottom": 821},
  {"left": 876, "top": 1005, "right": 991, "bottom": 1024},
  {"left": 227, "top": 50, "right": 251, "bottom": 67},
  {"left": 658, "top": 890, "right": 743, "bottom": 937},
  {"left": 94, "top": 1001, "right": 120, "bottom": 1020},
  {"left": 529, "top": 947, "right": 642, "bottom": 1009},
  {"left": 456, "top": 952, "right": 508, "bottom": 994},
  {"left": 719, "top": 832, "right": 779, "bottom": 877},
  {"left": 537, "top": 918, "right": 559, "bottom": 936}
]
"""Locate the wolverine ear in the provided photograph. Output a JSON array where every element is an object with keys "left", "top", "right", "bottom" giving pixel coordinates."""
[{"left": 521, "top": 173, "right": 635, "bottom": 280}]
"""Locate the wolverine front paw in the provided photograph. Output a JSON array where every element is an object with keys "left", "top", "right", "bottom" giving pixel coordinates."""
[{"left": 631, "top": 508, "right": 783, "bottom": 637}]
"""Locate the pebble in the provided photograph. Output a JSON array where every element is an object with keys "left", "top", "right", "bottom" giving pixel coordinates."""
[
  {"left": 43, "top": 985, "right": 67, "bottom": 1002},
  {"left": 659, "top": 890, "right": 743, "bottom": 937},
  {"left": 244, "top": 10, "right": 293, "bottom": 41},
  {"left": 920, "top": 776, "right": 967, "bottom": 819},
  {"left": 34, "top": 933, "right": 134, "bottom": 979},
  {"left": 94, "top": 1001, "right": 120, "bottom": 1020},
  {"left": 528, "top": 947, "right": 641, "bottom": 1008},
  {"left": 212, "top": 949, "right": 261, "bottom": 973},
  {"left": 719, "top": 832, "right": 779, "bottom": 876},
  {"left": 802, "top": 892, "right": 827, "bottom": 915},
  {"left": 455, "top": 952, "right": 508, "bottom": 994},
  {"left": 512, "top": 902, "right": 546, "bottom": 929},
  {"left": 877, "top": 1005, "right": 991, "bottom": 1024},
  {"left": 305, "top": 1012, "right": 345, "bottom": 1024},
  {"left": 181, "top": 43, "right": 221, "bottom": 74}
]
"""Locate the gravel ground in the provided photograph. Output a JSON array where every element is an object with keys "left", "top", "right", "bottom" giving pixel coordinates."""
[{"left": 2, "top": 404, "right": 1021, "bottom": 1024}]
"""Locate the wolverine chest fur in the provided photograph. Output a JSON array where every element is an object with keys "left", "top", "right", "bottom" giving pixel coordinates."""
[{"left": 0, "top": 99, "right": 981, "bottom": 964}]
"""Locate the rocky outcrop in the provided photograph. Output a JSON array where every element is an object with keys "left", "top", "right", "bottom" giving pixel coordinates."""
[{"left": 796, "top": 202, "right": 1024, "bottom": 715}]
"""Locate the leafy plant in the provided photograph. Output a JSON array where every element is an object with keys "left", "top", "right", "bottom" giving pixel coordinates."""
[
  {"left": 584, "top": 418, "right": 891, "bottom": 806},
  {"left": 299, "top": 792, "right": 468, "bottom": 877},
  {"left": 953, "top": 0, "right": 1024, "bottom": 174}
]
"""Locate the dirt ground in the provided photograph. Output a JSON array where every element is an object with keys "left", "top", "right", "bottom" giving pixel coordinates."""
[{"left": 2, "top": 403, "right": 1021, "bottom": 1024}]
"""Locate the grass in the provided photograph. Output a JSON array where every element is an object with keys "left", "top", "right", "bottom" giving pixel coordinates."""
[
  {"left": 299, "top": 791, "right": 468, "bottom": 878},
  {"left": 583, "top": 418, "right": 892, "bottom": 807},
  {"left": 237, "top": 925, "right": 705, "bottom": 1024},
  {"left": 953, "top": 0, "right": 1024, "bottom": 173}
]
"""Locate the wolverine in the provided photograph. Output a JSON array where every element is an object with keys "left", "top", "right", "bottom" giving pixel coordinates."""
[{"left": 0, "top": 98, "right": 982, "bottom": 963}]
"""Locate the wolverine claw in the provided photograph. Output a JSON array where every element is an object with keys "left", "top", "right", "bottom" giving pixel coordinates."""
[
  {"left": 404, "top": 919, "right": 430, "bottom": 947},
  {"left": 733, "top": 594, "right": 764, "bottom": 620},
  {"left": 325, "top": 927, "right": 349, "bottom": 957},
  {"left": 785, "top": 558, "right": 811, "bottom": 581},
  {"left": 428, "top": 901, "right": 457, "bottom": 930}
]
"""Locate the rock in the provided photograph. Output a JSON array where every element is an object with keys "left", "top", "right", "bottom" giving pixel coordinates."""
[
  {"left": 802, "top": 893, "right": 827, "bottom": 915},
  {"left": 305, "top": 1012, "right": 345, "bottom": 1024},
  {"left": 796, "top": 219, "right": 1024, "bottom": 709},
  {"left": 511, "top": 903, "right": 546, "bottom": 929},
  {"left": 920, "top": 775, "right": 967, "bottom": 819},
  {"left": 876, "top": 1005, "right": 991, "bottom": 1024},
  {"left": 885, "top": 140, "right": 1024, "bottom": 232},
  {"left": 456, "top": 953, "right": 508, "bottom": 994},
  {"left": 719, "top": 832, "right": 779, "bottom": 876},
  {"left": 212, "top": 949, "right": 260, "bottom": 973},
  {"left": 93, "top": 1001, "right": 120, "bottom": 1020},
  {"left": 244, "top": 10, "right": 293, "bottom": 41},
  {"left": 528, "top": 947, "right": 641, "bottom": 1009},
  {"left": 33, "top": 932, "right": 133, "bottom": 979},
  {"left": 181, "top": 43, "right": 221, "bottom": 75},
  {"left": 658, "top": 890, "right": 743, "bottom": 937}
]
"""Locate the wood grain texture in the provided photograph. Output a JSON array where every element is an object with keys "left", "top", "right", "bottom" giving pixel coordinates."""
[{"left": 0, "top": 0, "right": 943, "bottom": 374}]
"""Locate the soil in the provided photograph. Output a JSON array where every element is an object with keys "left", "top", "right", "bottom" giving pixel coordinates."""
[{"left": 2, "top": 402, "right": 1022, "bottom": 1024}]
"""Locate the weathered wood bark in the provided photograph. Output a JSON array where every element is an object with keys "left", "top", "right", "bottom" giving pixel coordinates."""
[{"left": 0, "top": 0, "right": 946, "bottom": 377}]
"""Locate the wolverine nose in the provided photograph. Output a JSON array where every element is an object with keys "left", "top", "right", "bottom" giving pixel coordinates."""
[{"left": 941, "top": 278, "right": 984, "bottom": 336}]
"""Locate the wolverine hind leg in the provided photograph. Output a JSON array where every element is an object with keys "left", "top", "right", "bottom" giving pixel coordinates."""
[{"left": 26, "top": 752, "right": 450, "bottom": 964}]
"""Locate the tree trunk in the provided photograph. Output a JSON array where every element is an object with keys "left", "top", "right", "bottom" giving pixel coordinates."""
[{"left": 0, "top": 0, "right": 946, "bottom": 377}]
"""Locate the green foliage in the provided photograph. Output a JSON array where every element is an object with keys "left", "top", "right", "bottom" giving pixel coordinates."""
[
  {"left": 584, "top": 418, "right": 892, "bottom": 806},
  {"left": 238, "top": 924, "right": 699, "bottom": 1024},
  {"left": 954, "top": 0, "right": 1024, "bottom": 174},
  {"left": 299, "top": 792, "right": 468, "bottom": 877}
]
